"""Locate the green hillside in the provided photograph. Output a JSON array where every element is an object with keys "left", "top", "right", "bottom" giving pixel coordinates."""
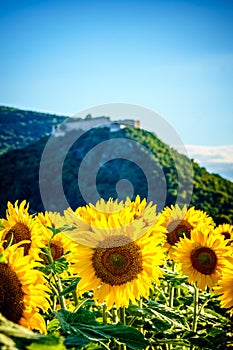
[
  {"left": 0, "top": 107, "right": 232, "bottom": 224},
  {"left": 0, "top": 106, "right": 66, "bottom": 154},
  {"left": 125, "top": 128, "right": 233, "bottom": 224}
]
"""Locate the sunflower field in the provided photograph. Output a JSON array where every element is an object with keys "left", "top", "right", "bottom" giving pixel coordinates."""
[{"left": 0, "top": 197, "right": 233, "bottom": 350}]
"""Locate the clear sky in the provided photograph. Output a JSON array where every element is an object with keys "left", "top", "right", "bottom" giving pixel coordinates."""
[{"left": 0, "top": 0, "right": 233, "bottom": 150}]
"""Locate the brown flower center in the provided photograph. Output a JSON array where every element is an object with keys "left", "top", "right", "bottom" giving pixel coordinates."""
[
  {"left": 92, "top": 235, "right": 143, "bottom": 286},
  {"left": 50, "top": 242, "right": 64, "bottom": 260},
  {"left": 222, "top": 232, "right": 231, "bottom": 240},
  {"left": 0, "top": 263, "right": 24, "bottom": 323},
  {"left": 40, "top": 241, "right": 64, "bottom": 264},
  {"left": 167, "top": 220, "right": 192, "bottom": 245},
  {"left": 3, "top": 223, "right": 31, "bottom": 255},
  {"left": 190, "top": 247, "right": 217, "bottom": 275}
]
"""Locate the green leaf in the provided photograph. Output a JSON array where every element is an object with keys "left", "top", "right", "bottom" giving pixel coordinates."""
[
  {"left": 202, "top": 308, "right": 229, "bottom": 324},
  {"left": 59, "top": 278, "right": 81, "bottom": 297},
  {"left": 189, "top": 336, "right": 212, "bottom": 348},
  {"left": 64, "top": 335, "right": 90, "bottom": 349},
  {"left": 72, "top": 325, "right": 111, "bottom": 342},
  {"left": 47, "top": 226, "right": 57, "bottom": 236},
  {"left": 148, "top": 318, "right": 171, "bottom": 332},
  {"left": 181, "top": 330, "right": 196, "bottom": 339},
  {"left": 47, "top": 318, "right": 60, "bottom": 333},
  {"left": 56, "top": 308, "right": 99, "bottom": 328},
  {"left": 162, "top": 269, "right": 188, "bottom": 286},
  {"left": 0, "top": 314, "right": 65, "bottom": 350},
  {"left": 0, "top": 314, "right": 40, "bottom": 340},
  {"left": 27, "top": 336, "right": 65, "bottom": 350},
  {"left": 207, "top": 327, "right": 226, "bottom": 337},
  {"left": 84, "top": 343, "right": 106, "bottom": 350},
  {"left": 147, "top": 301, "right": 189, "bottom": 330},
  {"left": 55, "top": 311, "right": 80, "bottom": 334},
  {"left": 96, "top": 324, "right": 149, "bottom": 350},
  {"left": 52, "top": 257, "right": 69, "bottom": 274},
  {"left": 128, "top": 304, "right": 175, "bottom": 332},
  {"left": 55, "top": 309, "right": 149, "bottom": 349},
  {"left": 40, "top": 257, "right": 69, "bottom": 275},
  {"left": 0, "top": 333, "right": 17, "bottom": 349},
  {"left": 127, "top": 304, "right": 148, "bottom": 317}
]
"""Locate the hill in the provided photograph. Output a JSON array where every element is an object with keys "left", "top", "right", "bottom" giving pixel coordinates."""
[
  {"left": 0, "top": 107, "right": 232, "bottom": 224},
  {"left": 0, "top": 106, "right": 67, "bottom": 155}
]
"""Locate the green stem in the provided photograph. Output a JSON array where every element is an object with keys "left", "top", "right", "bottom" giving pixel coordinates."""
[
  {"left": 111, "top": 308, "right": 122, "bottom": 350},
  {"left": 112, "top": 307, "right": 119, "bottom": 324},
  {"left": 168, "top": 284, "right": 175, "bottom": 308},
  {"left": 167, "top": 263, "right": 176, "bottom": 350},
  {"left": 45, "top": 247, "right": 67, "bottom": 310},
  {"left": 128, "top": 315, "right": 137, "bottom": 326},
  {"left": 192, "top": 284, "right": 199, "bottom": 333},
  {"left": 168, "top": 262, "right": 176, "bottom": 308},
  {"left": 72, "top": 289, "right": 79, "bottom": 307},
  {"left": 54, "top": 274, "right": 67, "bottom": 310},
  {"left": 119, "top": 307, "right": 126, "bottom": 325},
  {"left": 197, "top": 294, "right": 214, "bottom": 317},
  {"left": 139, "top": 298, "right": 143, "bottom": 333},
  {"left": 103, "top": 304, "right": 108, "bottom": 324},
  {"left": 119, "top": 307, "right": 127, "bottom": 350},
  {"left": 73, "top": 297, "right": 90, "bottom": 312},
  {"left": 139, "top": 298, "right": 143, "bottom": 308},
  {"left": 52, "top": 295, "right": 57, "bottom": 312},
  {"left": 154, "top": 285, "right": 168, "bottom": 304}
]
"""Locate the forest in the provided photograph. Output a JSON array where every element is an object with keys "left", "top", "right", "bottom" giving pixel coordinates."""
[
  {"left": 0, "top": 105, "right": 66, "bottom": 155},
  {"left": 0, "top": 106, "right": 232, "bottom": 224}
]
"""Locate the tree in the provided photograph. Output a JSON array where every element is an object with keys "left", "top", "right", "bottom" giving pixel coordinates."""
[{"left": 85, "top": 114, "right": 92, "bottom": 120}]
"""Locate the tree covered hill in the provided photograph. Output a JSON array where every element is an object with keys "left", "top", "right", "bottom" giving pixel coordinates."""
[
  {"left": 0, "top": 106, "right": 67, "bottom": 155},
  {"left": 0, "top": 107, "right": 232, "bottom": 224},
  {"left": 125, "top": 128, "right": 233, "bottom": 224}
]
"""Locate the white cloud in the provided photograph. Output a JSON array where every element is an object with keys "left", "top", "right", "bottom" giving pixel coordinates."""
[{"left": 174, "top": 145, "right": 233, "bottom": 182}]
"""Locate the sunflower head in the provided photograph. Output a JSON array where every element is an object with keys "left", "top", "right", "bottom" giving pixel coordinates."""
[
  {"left": 159, "top": 205, "right": 214, "bottom": 257},
  {"left": 173, "top": 226, "right": 231, "bottom": 291},
  {"left": 0, "top": 242, "right": 50, "bottom": 333},
  {"left": 64, "top": 197, "right": 166, "bottom": 309},
  {"left": 37, "top": 211, "right": 78, "bottom": 273},
  {"left": 37, "top": 211, "right": 65, "bottom": 230},
  {"left": 214, "top": 261, "right": 233, "bottom": 316},
  {"left": 71, "top": 197, "right": 126, "bottom": 228},
  {"left": 1, "top": 201, "right": 44, "bottom": 258},
  {"left": 214, "top": 223, "right": 233, "bottom": 245}
]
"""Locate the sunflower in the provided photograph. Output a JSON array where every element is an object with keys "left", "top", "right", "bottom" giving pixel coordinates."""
[
  {"left": 37, "top": 211, "right": 78, "bottom": 272},
  {"left": 67, "top": 195, "right": 162, "bottom": 231},
  {"left": 173, "top": 227, "right": 231, "bottom": 291},
  {"left": 0, "top": 243, "right": 50, "bottom": 333},
  {"left": 214, "top": 261, "right": 233, "bottom": 315},
  {"left": 214, "top": 224, "right": 233, "bottom": 245},
  {"left": 70, "top": 197, "right": 130, "bottom": 228},
  {"left": 159, "top": 204, "right": 214, "bottom": 255},
  {"left": 0, "top": 200, "right": 44, "bottom": 258},
  {"left": 64, "top": 197, "right": 166, "bottom": 309}
]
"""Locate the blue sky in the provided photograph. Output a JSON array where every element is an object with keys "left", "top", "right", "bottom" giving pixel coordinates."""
[{"left": 0, "top": 0, "right": 233, "bottom": 177}]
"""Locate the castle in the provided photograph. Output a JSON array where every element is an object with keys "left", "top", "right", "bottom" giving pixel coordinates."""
[{"left": 52, "top": 115, "right": 140, "bottom": 137}]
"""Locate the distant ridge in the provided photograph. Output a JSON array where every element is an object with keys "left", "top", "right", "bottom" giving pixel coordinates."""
[
  {"left": 0, "top": 105, "right": 232, "bottom": 224},
  {"left": 0, "top": 106, "right": 66, "bottom": 155}
]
